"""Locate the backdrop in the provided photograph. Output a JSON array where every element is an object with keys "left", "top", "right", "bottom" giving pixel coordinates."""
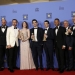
[{"left": 0, "top": 0, "right": 75, "bottom": 68}]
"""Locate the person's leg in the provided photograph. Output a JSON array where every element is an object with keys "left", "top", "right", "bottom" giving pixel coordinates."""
[
  {"left": 68, "top": 50, "right": 73, "bottom": 70},
  {"left": 13, "top": 45, "right": 18, "bottom": 69},
  {"left": 0, "top": 46, "right": 5, "bottom": 71},
  {"left": 44, "top": 43, "right": 50, "bottom": 70},
  {"left": 37, "top": 44, "right": 43, "bottom": 70},
  {"left": 9, "top": 47, "right": 14, "bottom": 72},
  {"left": 31, "top": 43, "right": 38, "bottom": 70}
]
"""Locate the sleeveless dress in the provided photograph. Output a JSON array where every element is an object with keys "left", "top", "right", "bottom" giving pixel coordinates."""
[{"left": 20, "top": 29, "right": 35, "bottom": 70}]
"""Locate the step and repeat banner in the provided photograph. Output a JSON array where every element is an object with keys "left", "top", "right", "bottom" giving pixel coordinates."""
[{"left": 0, "top": 0, "right": 75, "bottom": 68}]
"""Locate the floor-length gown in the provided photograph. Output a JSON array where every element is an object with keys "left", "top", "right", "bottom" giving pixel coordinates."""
[{"left": 20, "top": 29, "right": 35, "bottom": 70}]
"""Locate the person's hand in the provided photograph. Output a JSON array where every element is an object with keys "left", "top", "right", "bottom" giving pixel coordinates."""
[
  {"left": 7, "top": 45, "right": 11, "bottom": 48},
  {"left": 62, "top": 45, "right": 66, "bottom": 49},
  {"left": 44, "top": 34, "right": 48, "bottom": 38},
  {"left": 68, "top": 47, "right": 72, "bottom": 50},
  {"left": 68, "top": 29, "right": 72, "bottom": 33},
  {"left": 31, "top": 35, "right": 34, "bottom": 39}
]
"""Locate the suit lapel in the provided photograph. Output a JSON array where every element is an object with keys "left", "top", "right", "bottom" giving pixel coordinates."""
[
  {"left": 57, "top": 26, "right": 61, "bottom": 36},
  {"left": 47, "top": 28, "right": 49, "bottom": 35},
  {"left": 37, "top": 27, "right": 39, "bottom": 38}
]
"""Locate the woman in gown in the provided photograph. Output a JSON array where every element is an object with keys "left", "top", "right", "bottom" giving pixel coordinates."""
[{"left": 19, "top": 21, "right": 35, "bottom": 70}]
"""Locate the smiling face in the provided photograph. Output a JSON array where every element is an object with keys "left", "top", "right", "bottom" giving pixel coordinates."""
[
  {"left": 54, "top": 19, "right": 60, "bottom": 27},
  {"left": 32, "top": 21, "right": 38, "bottom": 27},
  {"left": 44, "top": 22, "right": 49, "bottom": 28},
  {"left": 2, "top": 19, "right": 6, "bottom": 26},
  {"left": 63, "top": 21, "right": 69, "bottom": 28},
  {"left": 12, "top": 19, "right": 17, "bottom": 27},
  {"left": 23, "top": 22, "right": 27, "bottom": 28}
]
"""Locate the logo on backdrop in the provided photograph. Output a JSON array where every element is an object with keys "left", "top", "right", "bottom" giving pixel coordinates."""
[
  {"left": 35, "top": 8, "right": 39, "bottom": 12},
  {"left": 59, "top": 6, "right": 64, "bottom": 10},
  {"left": 23, "top": 14, "right": 28, "bottom": 20},
  {"left": 12, "top": 10, "right": 17, "bottom": 13},
  {"left": 46, "top": 13, "right": 52, "bottom": 19},
  {"left": 71, "top": 11, "right": 75, "bottom": 17}
]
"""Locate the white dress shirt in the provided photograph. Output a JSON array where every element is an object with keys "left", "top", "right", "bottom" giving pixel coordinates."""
[
  {"left": 1, "top": 26, "right": 6, "bottom": 33},
  {"left": 34, "top": 27, "right": 38, "bottom": 41},
  {"left": 45, "top": 27, "right": 49, "bottom": 34},
  {"left": 66, "top": 27, "right": 68, "bottom": 31},
  {"left": 55, "top": 26, "right": 59, "bottom": 35}
]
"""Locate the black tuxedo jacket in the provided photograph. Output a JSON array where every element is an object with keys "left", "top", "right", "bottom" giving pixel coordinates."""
[
  {"left": 54, "top": 26, "right": 66, "bottom": 48},
  {"left": 30, "top": 27, "right": 44, "bottom": 44},
  {"left": 65, "top": 27, "right": 73, "bottom": 47},
  {"left": 43, "top": 28, "right": 54, "bottom": 43},
  {"left": 0, "top": 26, "right": 8, "bottom": 45}
]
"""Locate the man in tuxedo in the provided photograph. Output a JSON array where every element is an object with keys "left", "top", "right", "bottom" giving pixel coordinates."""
[
  {"left": 0, "top": 19, "right": 8, "bottom": 71},
  {"left": 43, "top": 20, "right": 54, "bottom": 71},
  {"left": 63, "top": 20, "right": 73, "bottom": 71},
  {"left": 54, "top": 18, "right": 66, "bottom": 73},
  {"left": 68, "top": 17, "right": 75, "bottom": 70},
  {"left": 6, "top": 19, "right": 19, "bottom": 72},
  {"left": 30, "top": 19, "right": 43, "bottom": 70}
]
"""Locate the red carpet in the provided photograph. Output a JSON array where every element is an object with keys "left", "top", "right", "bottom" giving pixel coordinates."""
[{"left": 0, "top": 69, "right": 75, "bottom": 75}]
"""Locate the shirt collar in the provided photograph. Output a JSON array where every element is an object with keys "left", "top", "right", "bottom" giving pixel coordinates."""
[
  {"left": 45, "top": 27, "right": 49, "bottom": 30},
  {"left": 66, "top": 27, "right": 69, "bottom": 30},
  {"left": 56, "top": 25, "right": 60, "bottom": 29}
]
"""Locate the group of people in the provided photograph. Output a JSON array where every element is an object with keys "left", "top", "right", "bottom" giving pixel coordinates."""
[{"left": 0, "top": 17, "right": 75, "bottom": 73}]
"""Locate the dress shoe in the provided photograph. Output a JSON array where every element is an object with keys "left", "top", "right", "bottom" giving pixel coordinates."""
[
  {"left": 9, "top": 69, "right": 14, "bottom": 73},
  {"left": 68, "top": 68, "right": 73, "bottom": 71},
  {"left": 40, "top": 68, "right": 44, "bottom": 70},
  {"left": 8, "top": 68, "right": 10, "bottom": 70},
  {"left": 51, "top": 68, "right": 54, "bottom": 71},
  {"left": 0, "top": 68, "right": 4, "bottom": 71},
  {"left": 46, "top": 68, "right": 50, "bottom": 71},
  {"left": 59, "top": 69, "right": 64, "bottom": 73},
  {"left": 36, "top": 68, "right": 38, "bottom": 71},
  {"left": 14, "top": 67, "right": 19, "bottom": 70},
  {"left": 65, "top": 68, "right": 69, "bottom": 71}
]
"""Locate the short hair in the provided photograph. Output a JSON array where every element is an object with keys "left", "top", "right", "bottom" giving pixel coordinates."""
[
  {"left": 64, "top": 20, "right": 68, "bottom": 23},
  {"left": 32, "top": 19, "right": 38, "bottom": 23},
  {"left": 12, "top": 19, "right": 18, "bottom": 23},
  {"left": 22, "top": 21, "right": 28, "bottom": 29},
  {"left": 44, "top": 20, "right": 49, "bottom": 24},
  {"left": 1, "top": 19, "right": 6, "bottom": 22},
  {"left": 54, "top": 18, "right": 60, "bottom": 22}
]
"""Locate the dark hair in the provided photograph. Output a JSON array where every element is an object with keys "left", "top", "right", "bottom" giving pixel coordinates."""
[
  {"left": 22, "top": 21, "right": 28, "bottom": 29},
  {"left": 54, "top": 18, "right": 60, "bottom": 22},
  {"left": 44, "top": 20, "right": 49, "bottom": 24},
  {"left": 32, "top": 19, "right": 38, "bottom": 23},
  {"left": 12, "top": 19, "right": 18, "bottom": 23}
]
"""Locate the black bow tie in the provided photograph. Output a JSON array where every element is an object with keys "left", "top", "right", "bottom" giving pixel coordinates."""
[
  {"left": 2, "top": 26, "right": 5, "bottom": 28},
  {"left": 34, "top": 28, "right": 38, "bottom": 29},
  {"left": 56, "top": 26, "right": 58, "bottom": 29},
  {"left": 45, "top": 29, "right": 47, "bottom": 30},
  {"left": 14, "top": 27, "right": 17, "bottom": 29}
]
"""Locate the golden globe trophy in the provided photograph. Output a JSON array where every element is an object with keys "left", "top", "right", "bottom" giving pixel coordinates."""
[
  {"left": 65, "top": 27, "right": 71, "bottom": 35},
  {"left": 43, "top": 33, "right": 47, "bottom": 41},
  {"left": 21, "top": 33, "right": 24, "bottom": 41},
  {"left": 31, "top": 33, "right": 35, "bottom": 41}
]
